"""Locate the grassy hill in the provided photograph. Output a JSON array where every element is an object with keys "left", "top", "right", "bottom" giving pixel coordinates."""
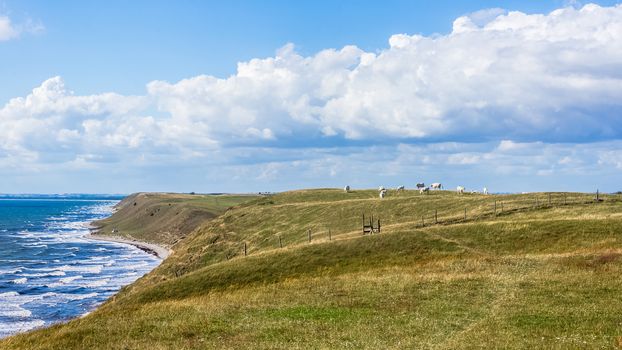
[
  {"left": 92, "top": 192, "right": 257, "bottom": 247},
  {"left": 3, "top": 189, "right": 622, "bottom": 349}
]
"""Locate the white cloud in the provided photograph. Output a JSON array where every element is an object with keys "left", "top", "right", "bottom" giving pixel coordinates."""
[
  {"left": 0, "top": 16, "right": 18, "bottom": 41},
  {"left": 1, "top": 4, "right": 622, "bottom": 192},
  {"left": 0, "top": 15, "right": 44, "bottom": 41},
  {"left": 144, "top": 4, "right": 622, "bottom": 144}
]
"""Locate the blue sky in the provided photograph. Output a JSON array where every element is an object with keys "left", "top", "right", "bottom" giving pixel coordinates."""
[
  {"left": 4, "top": 0, "right": 617, "bottom": 102},
  {"left": 1, "top": 1, "right": 621, "bottom": 193}
]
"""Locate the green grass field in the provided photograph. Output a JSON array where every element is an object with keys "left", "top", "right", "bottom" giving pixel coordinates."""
[
  {"left": 3, "top": 189, "right": 622, "bottom": 349},
  {"left": 92, "top": 192, "right": 257, "bottom": 247}
]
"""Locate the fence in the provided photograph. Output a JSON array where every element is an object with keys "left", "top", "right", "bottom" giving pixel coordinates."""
[{"left": 238, "top": 191, "right": 619, "bottom": 258}]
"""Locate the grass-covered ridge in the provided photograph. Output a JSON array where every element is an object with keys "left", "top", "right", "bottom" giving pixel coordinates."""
[
  {"left": 3, "top": 189, "right": 622, "bottom": 349},
  {"left": 92, "top": 192, "right": 257, "bottom": 247}
]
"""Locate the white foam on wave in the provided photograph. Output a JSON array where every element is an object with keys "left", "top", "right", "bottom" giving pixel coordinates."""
[
  {"left": 0, "top": 319, "right": 45, "bottom": 336},
  {"left": 0, "top": 307, "right": 32, "bottom": 318},
  {"left": 20, "top": 270, "right": 66, "bottom": 277},
  {"left": 57, "top": 264, "right": 103, "bottom": 274},
  {"left": 45, "top": 275, "right": 82, "bottom": 288},
  {"left": 21, "top": 243, "right": 48, "bottom": 249},
  {"left": 0, "top": 292, "right": 41, "bottom": 318},
  {"left": 83, "top": 279, "right": 109, "bottom": 288},
  {"left": 47, "top": 292, "right": 99, "bottom": 301},
  {"left": 60, "top": 275, "right": 83, "bottom": 284},
  {"left": 11, "top": 278, "right": 27, "bottom": 284}
]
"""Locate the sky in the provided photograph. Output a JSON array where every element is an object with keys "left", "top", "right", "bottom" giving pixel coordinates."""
[{"left": 1, "top": 0, "right": 621, "bottom": 194}]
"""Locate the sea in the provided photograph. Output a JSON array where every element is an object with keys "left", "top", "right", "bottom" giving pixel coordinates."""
[{"left": 0, "top": 195, "right": 161, "bottom": 338}]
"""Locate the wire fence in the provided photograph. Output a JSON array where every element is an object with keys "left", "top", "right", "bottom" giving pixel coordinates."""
[{"left": 239, "top": 191, "right": 621, "bottom": 257}]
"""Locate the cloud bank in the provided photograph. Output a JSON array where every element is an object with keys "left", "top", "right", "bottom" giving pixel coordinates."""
[{"left": 1, "top": 4, "right": 621, "bottom": 192}]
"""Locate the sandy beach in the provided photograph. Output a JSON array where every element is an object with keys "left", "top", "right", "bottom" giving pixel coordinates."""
[{"left": 87, "top": 234, "right": 171, "bottom": 259}]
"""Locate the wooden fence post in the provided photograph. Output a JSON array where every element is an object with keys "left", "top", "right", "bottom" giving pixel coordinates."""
[
  {"left": 501, "top": 201, "right": 504, "bottom": 212},
  {"left": 421, "top": 216, "right": 424, "bottom": 227},
  {"left": 596, "top": 189, "right": 600, "bottom": 202},
  {"left": 464, "top": 208, "right": 467, "bottom": 220},
  {"left": 434, "top": 210, "right": 438, "bottom": 224},
  {"left": 328, "top": 229, "right": 331, "bottom": 241},
  {"left": 244, "top": 242, "right": 247, "bottom": 256},
  {"left": 279, "top": 235, "right": 282, "bottom": 248},
  {"left": 308, "top": 229, "right": 311, "bottom": 242},
  {"left": 494, "top": 201, "right": 497, "bottom": 216}
]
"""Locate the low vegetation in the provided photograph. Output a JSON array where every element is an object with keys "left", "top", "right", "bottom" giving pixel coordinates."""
[
  {"left": 3, "top": 189, "right": 622, "bottom": 349},
  {"left": 92, "top": 192, "right": 256, "bottom": 247}
]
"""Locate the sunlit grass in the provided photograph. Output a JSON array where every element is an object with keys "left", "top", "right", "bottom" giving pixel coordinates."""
[{"left": 3, "top": 189, "right": 622, "bottom": 349}]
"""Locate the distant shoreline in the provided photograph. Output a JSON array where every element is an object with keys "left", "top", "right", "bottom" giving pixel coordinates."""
[{"left": 87, "top": 234, "right": 171, "bottom": 259}]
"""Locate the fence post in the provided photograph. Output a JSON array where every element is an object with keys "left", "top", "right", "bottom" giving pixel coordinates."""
[
  {"left": 434, "top": 210, "right": 438, "bottom": 224},
  {"left": 464, "top": 208, "right": 467, "bottom": 220},
  {"left": 421, "top": 216, "right": 424, "bottom": 227},
  {"left": 494, "top": 201, "right": 497, "bottom": 216},
  {"left": 596, "top": 189, "right": 600, "bottom": 202},
  {"left": 244, "top": 242, "right": 247, "bottom": 256},
  {"left": 328, "top": 229, "right": 331, "bottom": 241},
  {"left": 279, "top": 235, "right": 282, "bottom": 248},
  {"left": 501, "top": 201, "right": 504, "bottom": 212},
  {"left": 308, "top": 229, "right": 311, "bottom": 242}
]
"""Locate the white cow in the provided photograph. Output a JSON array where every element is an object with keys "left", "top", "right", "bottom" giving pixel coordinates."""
[
  {"left": 396, "top": 185, "right": 405, "bottom": 192},
  {"left": 379, "top": 189, "right": 387, "bottom": 198},
  {"left": 344, "top": 185, "right": 350, "bottom": 193},
  {"left": 483, "top": 187, "right": 489, "bottom": 195},
  {"left": 457, "top": 186, "right": 465, "bottom": 194},
  {"left": 431, "top": 183, "right": 442, "bottom": 190},
  {"left": 419, "top": 187, "right": 430, "bottom": 194}
]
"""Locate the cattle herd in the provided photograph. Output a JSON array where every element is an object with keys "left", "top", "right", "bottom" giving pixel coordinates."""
[{"left": 343, "top": 183, "right": 490, "bottom": 198}]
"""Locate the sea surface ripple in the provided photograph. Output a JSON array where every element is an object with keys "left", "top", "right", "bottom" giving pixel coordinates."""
[{"left": 0, "top": 197, "right": 160, "bottom": 338}]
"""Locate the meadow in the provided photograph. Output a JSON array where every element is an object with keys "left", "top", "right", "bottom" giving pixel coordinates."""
[{"left": 3, "top": 189, "right": 622, "bottom": 349}]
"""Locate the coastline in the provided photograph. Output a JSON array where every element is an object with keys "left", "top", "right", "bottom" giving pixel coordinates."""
[{"left": 87, "top": 234, "right": 171, "bottom": 259}]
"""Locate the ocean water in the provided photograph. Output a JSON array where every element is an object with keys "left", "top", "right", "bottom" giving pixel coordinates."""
[{"left": 0, "top": 197, "right": 161, "bottom": 338}]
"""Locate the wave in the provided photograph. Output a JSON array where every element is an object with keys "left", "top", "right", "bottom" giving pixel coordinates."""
[
  {"left": 0, "top": 198, "right": 163, "bottom": 339},
  {"left": 82, "top": 279, "right": 109, "bottom": 288},
  {"left": 0, "top": 319, "right": 45, "bottom": 337},
  {"left": 0, "top": 307, "right": 32, "bottom": 318},
  {"left": 56, "top": 265, "right": 103, "bottom": 274},
  {"left": 20, "top": 270, "right": 66, "bottom": 277}
]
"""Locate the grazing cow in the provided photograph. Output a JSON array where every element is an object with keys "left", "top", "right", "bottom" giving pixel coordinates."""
[
  {"left": 457, "top": 186, "right": 465, "bottom": 194},
  {"left": 483, "top": 187, "right": 489, "bottom": 195},
  {"left": 419, "top": 187, "right": 430, "bottom": 194},
  {"left": 379, "top": 189, "right": 387, "bottom": 198},
  {"left": 396, "top": 185, "right": 405, "bottom": 192},
  {"left": 416, "top": 183, "right": 425, "bottom": 189},
  {"left": 431, "top": 183, "right": 442, "bottom": 190},
  {"left": 344, "top": 185, "right": 350, "bottom": 193}
]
